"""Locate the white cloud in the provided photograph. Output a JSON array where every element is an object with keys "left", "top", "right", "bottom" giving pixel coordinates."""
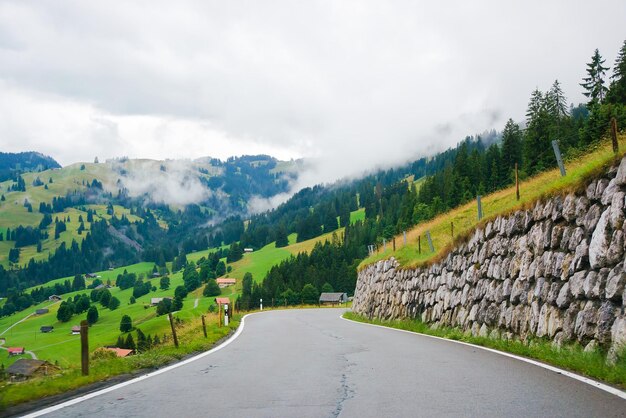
[{"left": 1, "top": 0, "right": 625, "bottom": 189}]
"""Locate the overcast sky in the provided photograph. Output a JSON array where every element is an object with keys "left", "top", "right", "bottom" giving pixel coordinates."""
[{"left": 1, "top": 1, "right": 625, "bottom": 187}]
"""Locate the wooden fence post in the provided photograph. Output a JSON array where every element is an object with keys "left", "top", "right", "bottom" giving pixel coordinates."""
[
  {"left": 611, "top": 117, "right": 619, "bottom": 154},
  {"left": 392, "top": 238, "right": 396, "bottom": 251},
  {"left": 515, "top": 163, "right": 520, "bottom": 201},
  {"left": 451, "top": 222, "right": 454, "bottom": 238},
  {"left": 418, "top": 236, "right": 421, "bottom": 254},
  {"left": 168, "top": 312, "right": 179, "bottom": 348},
  {"left": 552, "top": 140, "right": 566, "bottom": 177},
  {"left": 201, "top": 315, "right": 207, "bottom": 338},
  {"left": 80, "top": 320, "right": 89, "bottom": 376}
]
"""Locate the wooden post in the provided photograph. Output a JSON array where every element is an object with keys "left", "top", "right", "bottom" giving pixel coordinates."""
[
  {"left": 80, "top": 320, "right": 89, "bottom": 376},
  {"left": 418, "top": 236, "right": 421, "bottom": 254},
  {"left": 392, "top": 238, "right": 396, "bottom": 251},
  {"left": 551, "top": 140, "right": 566, "bottom": 177},
  {"left": 168, "top": 312, "right": 179, "bottom": 348},
  {"left": 611, "top": 117, "right": 619, "bottom": 154},
  {"left": 425, "top": 230, "right": 435, "bottom": 252},
  {"left": 403, "top": 231, "right": 407, "bottom": 246},
  {"left": 218, "top": 303, "right": 222, "bottom": 327},
  {"left": 201, "top": 315, "right": 207, "bottom": 338},
  {"left": 515, "top": 163, "right": 520, "bottom": 201},
  {"left": 476, "top": 195, "right": 483, "bottom": 221},
  {"left": 451, "top": 222, "right": 454, "bottom": 238}
]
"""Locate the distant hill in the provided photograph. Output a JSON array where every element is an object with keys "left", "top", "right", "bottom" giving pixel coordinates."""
[{"left": 0, "top": 152, "right": 61, "bottom": 182}]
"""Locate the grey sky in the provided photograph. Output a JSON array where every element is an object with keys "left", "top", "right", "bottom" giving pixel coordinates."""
[{"left": 0, "top": 1, "right": 624, "bottom": 188}]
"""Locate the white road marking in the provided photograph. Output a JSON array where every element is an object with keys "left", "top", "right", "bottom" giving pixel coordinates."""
[{"left": 340, "top": 314, "right": 626, "bottom": 401}]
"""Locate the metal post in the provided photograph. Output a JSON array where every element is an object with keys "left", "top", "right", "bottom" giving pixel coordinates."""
[
  {"left": 260, "top": 298, "right": 263, "bottom": 311},
  {"left": 201, "top": 315, "right": 207, "bottom": 338},
  {"left": 611, "top": 117, "right": 619, "bottom": 154},
  {"left": 224, "top": 304, "right": 229, "bottom": 326},
  {"left": 168, "top": 312, "right": 179, "bottom": 348},
  {"left": 477, "top": 195, "right": 483, "bottom": 221},
  {"left": 383, "top": 238, "right": 386, "bottom": 251},
  {"left": 403, "top": 231, "right": 407, "bottom": 246},
  {"left": 425, "top": 231, "right": 435, "bottom": 252},
  {"left": 80, "top": 320, "right": 89, "bottom": 376},
  {"left": 515, "top": 163, "right": 520, "bottom": 201},
  {"left": 551, "top": 140, "right": 566, "bottom": 177}
]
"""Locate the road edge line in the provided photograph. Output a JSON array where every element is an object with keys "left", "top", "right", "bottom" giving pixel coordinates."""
[
  {"left": 340, "top": 313, "right": 626, "bottom": 401},
  {"left": 21, "top": 312, "right": 257, "bottom": 418}
]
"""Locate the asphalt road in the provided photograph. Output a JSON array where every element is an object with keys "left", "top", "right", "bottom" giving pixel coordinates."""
[{"left": 34, "top": 309, "right": 625, "bottom": 418}]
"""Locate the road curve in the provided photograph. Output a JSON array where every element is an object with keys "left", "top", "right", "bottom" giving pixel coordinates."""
[{"left": 32, "top": 309, "right": 625, "bottom": 417}]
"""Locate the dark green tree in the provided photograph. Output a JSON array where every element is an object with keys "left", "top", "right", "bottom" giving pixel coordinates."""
[
  {"left": 274, "top": 224, "right": 289, "bottom": 248},
  {"left": 301, "top": 284, "right": 319, "bottom": 304},
  {"left": 607, "top": 39, "right": 626, "bottom": 104},
  {"left": 87, "top": 305, "right": 99, "bottom": 325},
  {"left": 119, "top": 315, "right": 133, "bottom": 332},
  {"left": 108, "top": 296, "right": 120, "bottom": 310},
  {"left": 56, "top": 302, "right": 73, "bottom": 322},
  {"left": 174, "top": 285, "right": 188, "bottom": 300},
  {"left": 99, "top": 288, "right": 111, "bottom": 307},
  {"left": 203, "top": 279, "right": 221, "bottom": 297},
  {"left": 321, "top": 282, "right": 334, "bottom": 293},
  {"left": 215, "top": 261, "right": 226, "bottom": 277},
  {"left": 580, "top": 48, "right": 610, "bottom": 107},
  {"left": 159, "top": 276, "right": 170, "bottom": 290},
  {"left": 72, "top": 275, "right": 86, "bottom": 291}
]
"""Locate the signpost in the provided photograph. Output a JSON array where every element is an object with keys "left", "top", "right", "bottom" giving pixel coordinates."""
[
  {"left": 425, "top": 231, "right": 434, "bottom": 253},
  {"left": 260, "top": 298, "right": 263, "bottom": 311},
  {"left": 224, "top": 304, "right": 229, "bottom": 326},
  {"left": 552, "top": 140, "right": 566, "bottom": 177}
]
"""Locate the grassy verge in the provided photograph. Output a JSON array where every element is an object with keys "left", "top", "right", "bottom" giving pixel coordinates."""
[
  {"left": 361, "top": 135, "right": 626, "bottom": 269},
  {"left": 343, "top": 311, "right": 626, "bottom": 389},
  {"left": 0, "top": 313, "right": 240, "bottom": 410}
]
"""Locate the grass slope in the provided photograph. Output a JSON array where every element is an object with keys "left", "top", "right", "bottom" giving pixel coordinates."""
[{"left": 362, "top": 135, "right": 626, "bottom": 269}]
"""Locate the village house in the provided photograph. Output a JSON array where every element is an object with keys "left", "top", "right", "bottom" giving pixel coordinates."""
[
  {"left": 244, "top": 248, "right": 254, "bottom": 253},
  {"left": 7, "top": 347, "right": 25, "bottom": 356},
  {"left": 151, "top": 297, "right": 172, "bottom": 306},
  {"left": 104, "top": 347, "right": 134, "bottom": 358},
  {"left": 48, "top": 295, "right": 62, "bottom": 302},
  {"left": 6, "top": 359, "right": 60, "bottom": 381},
  {"left": 40, "top": 326, "right": 54, "bottom": 333},
  {"left": 35, "top": 308, "right": 49, "bottom": 315},
  {"left": 85, "top": 273, "right": 98, "bottom": 279},
  {"left": 319, "top": 292, "right": 348, "bottom": 305},
  {"left": 71, "top": 325, "right": 81, "bottom": 335},
  {"left": 216, "top": 278, "right": 236, "bottom": 288}
]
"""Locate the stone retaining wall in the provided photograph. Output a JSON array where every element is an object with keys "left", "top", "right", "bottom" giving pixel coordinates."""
[{"left": 353, "top": 156, "right": 626, "bottom": 358}]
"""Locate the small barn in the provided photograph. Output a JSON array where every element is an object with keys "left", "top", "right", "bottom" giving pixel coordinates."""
[
  {"left": 7, "top": 347, "right": 25, "bottom": 356},
  {"left": 216, "top": 278, "right": 236, "bottom": 288},
  {"left": 40, "top": 326, "right": 54, "bottom": 333},
  {"left": 48, "top": 295, "right": 62, "bottom": 302},
  {"left": 104, "top": 347, "right": 134, "bottom": 358},
  {"left": 244, "top": 248, "right": 254, "bottom": 253},
  {"left": 6, "top": 359, "right": 60, "bottom": 381},
  {"left": 71, "top": 325, "right": 81, "bottom": 335},
  {"left": 35, "top": 308, "right": 49, "bottom": 315},
  {"left": 151, "top": 297, "right": 172, "bottom": 306},
  {"left": 85, "top": 273, "right": 97, "bottom": 278},
  {"left": 319, "top": 292, "right": 348, "bottom": 305}
]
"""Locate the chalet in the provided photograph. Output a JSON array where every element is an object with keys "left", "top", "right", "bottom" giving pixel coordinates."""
[
  {"left": 216, "top": 278, "right": 236, "bottom": 288},
  {"left": 319, "top": 292, "right": 348, "bottom": 305},
  {"left": 95, "top": 284, "right": 112, "bottom": 290},
  {"left": 85, "top": 273, "right": 98, "bottom": 279},
  {"left": 104, "top": 347, "right": 134, "bottom": 358},
  {"left": 35, "top": 308, "right": 49, "bottom": 315},
  {"left": 7, "top": 359, "right": 60, "bottom": 381},
  {"left": 244, "top": 248, "right": 254, "bottom": 253},
  {"left": 151, "top": 297, "right": 172, "bottom": 306},
  {"left": 40, "top": 326, "right": 54, "bottom": 333},
  {"left": 71, "top": 325, "right": 81, "bottom": 335},
  {"left": 215, "top": 297, "right": 230, "bottom": 306},
  {"left": 48, "top": 295, "right": 62, "bottom": 302},
  {"left": 7, "top": 347, "right": 25, "bottom": 356},
  {"left": 152, "top": 272, "right": 161, "bottom": 278}
]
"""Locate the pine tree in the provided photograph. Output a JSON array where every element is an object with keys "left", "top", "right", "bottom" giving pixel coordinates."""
[
  {"left": 547, "top": 80, "right": 569, "bottom": 118},
  {"left": 203, "top": 279, "right": 221, "bottom": 297},
  {"left": 87, "top": 305, "right": 99, "bottom": 325},
  {"left": 580, "top": 48, "right": 609, "bottom": 107},
  {"left": 607, "top": 39, "right": 626, "bottom": 104},
  {"left": 501, "top": 119, "right": 522, "bottom": 175}
]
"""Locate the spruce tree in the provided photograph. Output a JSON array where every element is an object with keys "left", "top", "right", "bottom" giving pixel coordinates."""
[
  {"left": 580, "top": 48, "right": 609, "bottom": 107},
  {"left": 87, "top": 305, "right": 99, "bottom": 325},
  {"left": 608, "top": 39, "right": 626, "bottom": 104}
]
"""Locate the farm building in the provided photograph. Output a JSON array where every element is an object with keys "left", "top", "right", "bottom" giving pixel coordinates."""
[
  {"left": 215, "top": 297, "right": 230, "bottom": 306},
  {"left": 71, "top": 326, "right": 81, "bottom": 335},
  {"left": 7, "top": 347, "right": 25, "bottom": 356},
  {"left": 216, "top": 278, "right": 236, "bottom": 288},
  {"left": 35, "top": 308, "right": 49, "bottom": 315},
  {"left": 104, "top": 347, "right": 134, "bottom": 358},
  {"left": 85, "top": 273, "right": 98, "bottom": 278},
  {"left": 151, "top": 297, "right": 172, "bottom": 306},
  {"left": 40, "top": 326, "right": 54, "bottom": 333},
  {"left": 244, "top": 248, "right": 254, "bottom": 253},
  {"left": 319, "top": 293, "right": 348, "bottom": 305},
  {"left": 48, "top": 295, "right": 62, "bottom": 301},
  {"left": 6, "top": 359, "right": 60, "bottom": 381}
]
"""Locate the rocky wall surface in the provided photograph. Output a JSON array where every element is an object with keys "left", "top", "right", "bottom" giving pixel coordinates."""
[{"left": 353, "top": 156, "right": 626, "bottom": 358}]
